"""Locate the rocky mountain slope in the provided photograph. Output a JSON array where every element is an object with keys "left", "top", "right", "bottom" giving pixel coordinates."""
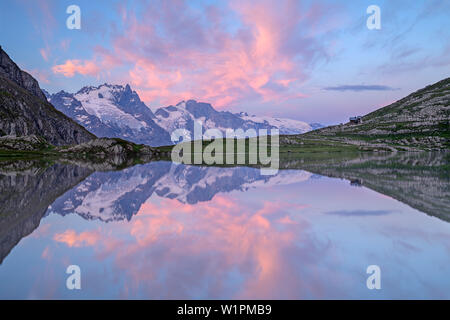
[
  {"left": 282, "top": 78, "right": 450, "bottom": 151},
  {"left": 0, "top": 47, "right": 46, "bottom": 101},
  {"left": 47, "top": 84, "right": 172, "bottom": 147},
  {"left": 48, "top": 161, "right": 311, "bottom": 222},
  {"left": 47, "top": 85, "right": 315, "bottom": 147},
  {"left": 0, "top": 46, "right": 95, "bottom": 146}
]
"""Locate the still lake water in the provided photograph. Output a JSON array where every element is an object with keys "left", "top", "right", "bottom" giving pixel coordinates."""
[{"left": 0, "top": 153, "right": 449, "bottom": 299}]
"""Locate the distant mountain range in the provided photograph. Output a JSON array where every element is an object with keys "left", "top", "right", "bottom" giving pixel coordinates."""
[
  {"left": 46, "top": 84, "right": 321, "bottom": 147},
  {"left": 0, "top": 46, "right": 322, "bottom": 149},
  {"left": 45, "top": 84, "right": 171, "bottom": 147}
]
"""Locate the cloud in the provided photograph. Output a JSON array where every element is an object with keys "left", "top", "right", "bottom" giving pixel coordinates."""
[
  {"left": 18, "top": 0, "right": 57, "bottom": 46},
  {"left": 52, "top": 60, "right": 101, "bottom": 77},
  {"left": 323, "top": 85, "right": 398, "bottom": 92},
  {"left": 53, "top": 229, "right": 101, "bottom": 247}
]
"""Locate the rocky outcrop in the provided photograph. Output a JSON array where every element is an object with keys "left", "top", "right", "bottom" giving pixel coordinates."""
[
  {"left": 0, "top": 134, "right": 51, "bottom": 151},
  {"left": 55, "top": 137, "right": 159, "bottom": 156},
  {"left": 0, "top": 47, "right": 96, "bottom": 146}
]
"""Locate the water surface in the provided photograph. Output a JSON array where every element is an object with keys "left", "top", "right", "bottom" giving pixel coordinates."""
[{"left": 0, "top": 153, "right": 449, "bottom": 299}]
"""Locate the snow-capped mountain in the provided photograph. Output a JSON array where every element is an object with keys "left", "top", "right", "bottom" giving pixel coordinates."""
[
  {"left": 47, "top": 83, "right": 316, "bottom": 147},
  {"left": 154, "top": 100, "right": 315, "bottom": 140},
  {"left": 154, "top": 100, "right": 277, "bottom": 141},
  {"left": 47, "top": 84, "right": 172, "bottom": 146}
]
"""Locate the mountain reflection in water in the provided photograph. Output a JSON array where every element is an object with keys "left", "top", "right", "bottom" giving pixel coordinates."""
[{"left": 0, "top": 152, "right": 449, "bottom": 299}]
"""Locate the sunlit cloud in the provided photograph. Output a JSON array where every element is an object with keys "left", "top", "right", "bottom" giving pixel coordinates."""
[
  {"left": 52, "top": 60, "right": 101, "bottom": 78},
  {"left": 53, "top": 229, "right": 101, "bottom": 247}
]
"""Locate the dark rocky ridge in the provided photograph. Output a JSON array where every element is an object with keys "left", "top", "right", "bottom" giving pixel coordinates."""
[
  {"left": 0, "top": 46, "right": 46, "bottom": 101},
  {"left": 279, "top": 152, "right": 450, "bottom": 222}
]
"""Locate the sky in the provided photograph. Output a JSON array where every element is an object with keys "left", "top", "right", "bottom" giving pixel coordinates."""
[{"left": 0, "top": 0, "right": 449, "bottom": 124}]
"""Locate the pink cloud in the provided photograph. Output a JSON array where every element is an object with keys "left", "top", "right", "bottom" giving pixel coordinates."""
[
  {"left": 41, "top": 246, "right": 51, "bottom": 260},
  {"left": 52, "top": 60, "right": 101, "bottom": 77},
  {"left": 54, "top": 0, "right": 337, "bottom": 109}
]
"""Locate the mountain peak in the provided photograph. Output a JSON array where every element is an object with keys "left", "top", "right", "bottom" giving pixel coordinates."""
[
  {"left": 76, "top": 83, "right": 127, "bottom": 96},
  {"left": 49, "top": 81, "right": 314, "bottom": 146},
  {"left": 76, "top": 85, "right": 96, "bottom": 95},
  {"left": 185, "top": 100, "right": 215, "bottom": 118}
]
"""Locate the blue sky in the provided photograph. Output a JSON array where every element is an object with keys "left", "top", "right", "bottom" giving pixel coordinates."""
[{"left": 0, "top": 0, "right": 449, "bottom": 124}]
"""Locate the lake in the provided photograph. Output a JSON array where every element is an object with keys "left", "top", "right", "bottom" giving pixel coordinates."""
[{"left": 0, "top": 152, "right": 449, "bottom": 299}]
